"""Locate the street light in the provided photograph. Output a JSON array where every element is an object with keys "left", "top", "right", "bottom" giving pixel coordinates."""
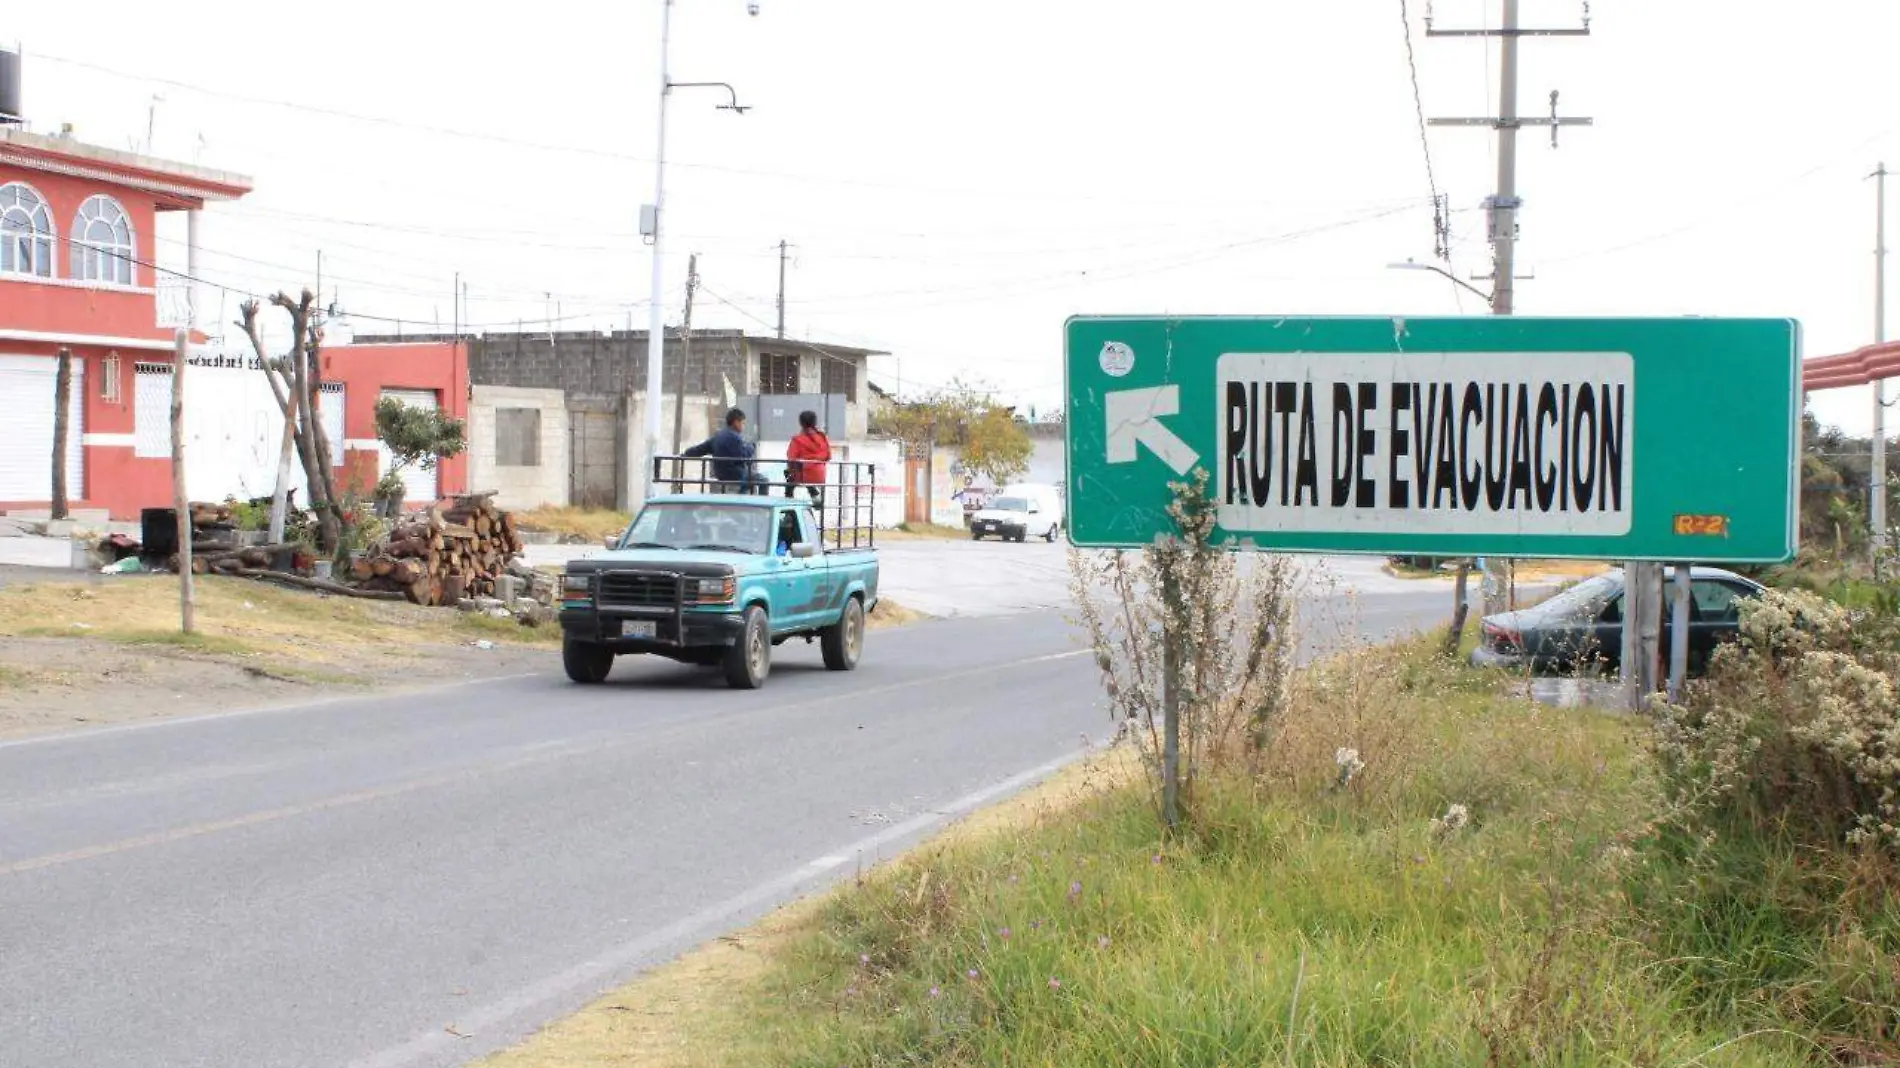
[
  {"left": 641, "top": 0, "right": 754, "bottom": 501},
  {"left": 1386, "top": 259, "right": 1493, "bottom": 303}
]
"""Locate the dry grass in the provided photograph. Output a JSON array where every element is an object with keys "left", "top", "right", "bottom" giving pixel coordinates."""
[
  {"left": 0, "top": 575, "right": 559, "bottom": 665},
  {"left": 515, "top": 506, "right": 633, "bottom": 543},
  {"left": 877, "top": 522, "right": 970, "bottom": 542},
  {"left": 1383, "top": 558, "right": 1611, "bottom": 583},
  {"left": 866, "top": 598, "right": 927, "bottom": 630}
]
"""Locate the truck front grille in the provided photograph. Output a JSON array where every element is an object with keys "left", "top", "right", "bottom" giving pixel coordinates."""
[{"left": 597, "top": 571, "right": 680, "bottom": 608}]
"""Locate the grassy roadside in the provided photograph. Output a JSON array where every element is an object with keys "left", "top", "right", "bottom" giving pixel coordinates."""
[
  {"left": 515, "top": 506, "right": 633, "bottom": 544},
  {"left": 0, "top": 574, "right": 556, "bottom": 664},
  {"left": 483, "top": 632, "right": 1884, "bottom": 1067},
  {"left": 1383, "top": 558, "right": 1612, "bottom": 583}
]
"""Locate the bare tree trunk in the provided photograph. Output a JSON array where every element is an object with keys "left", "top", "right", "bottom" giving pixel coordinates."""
[
  {"left": 269, "top": 370, "right": 299, "bottom": 544},
  {"left": 302, "top": 316, "right": 341, "bottom": 506},
  {"left": 272, "top": 291, "right": 339, "bottom": 551},
  {"left": 1442, "top": 560, "right": 1472, "bottom": 658},
  {"left": 50, "top": 349, "right": 72, "bottom": 521},
  {"left": 242, "top": 302, "right": 319, "bottom": 497}
]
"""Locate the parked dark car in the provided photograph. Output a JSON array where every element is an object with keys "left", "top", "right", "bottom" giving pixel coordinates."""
[{"left": 1469, "top": 567, "right": 1765, "bottom": 675}]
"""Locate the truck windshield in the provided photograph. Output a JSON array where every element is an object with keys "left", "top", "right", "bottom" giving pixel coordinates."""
[
  {"left": 622, "top": 503, "right": 770, "bottom": 554},
  {"left": 992, "top": 497, "right": 1030, "bottom": 513}
]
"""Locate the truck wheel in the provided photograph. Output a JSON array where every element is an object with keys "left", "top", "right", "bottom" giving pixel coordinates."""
[
  {"left": 1043, "top": 523, "right": 1058, "bottom": 542},
  {"left": 562, "top": 638, "right": 614, "bottom": 684},
  {"left": 971, "top": 530, "right": 983, "bottom": 541},
  {"left": 821, "top": 595, "right": 864, "bottom": 671},
  {"left": 723, "top": 606, "right": 771, "bottom": 689}
]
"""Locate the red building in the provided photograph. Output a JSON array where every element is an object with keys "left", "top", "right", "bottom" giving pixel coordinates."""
[{"left": 1, "top": 125, "right": 466, "bottom": 518}]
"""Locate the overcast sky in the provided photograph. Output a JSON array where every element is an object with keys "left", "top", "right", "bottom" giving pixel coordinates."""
[{"left": 9, "top": 1, "right": 1898, "bottom": 431}]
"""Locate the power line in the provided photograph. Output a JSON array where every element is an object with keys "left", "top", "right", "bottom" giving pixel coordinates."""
[
  {"left": 31, "top": 50, "right": 1377, "bottom": 209},
  {"left": 770, "top": 202, "right": 1426, "bottom": 312},
  {"left": 1397, "top": 0, "right": 1450, "bottom": 261}
]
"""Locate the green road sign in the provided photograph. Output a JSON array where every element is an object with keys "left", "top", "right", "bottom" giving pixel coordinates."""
[{"left": 1065, "top": 316, "right": 1800, "bottom": 562}]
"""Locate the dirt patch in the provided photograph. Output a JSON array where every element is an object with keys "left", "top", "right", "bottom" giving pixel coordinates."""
[
  {"left": 866, "top": 598, "right": 927, "bottom": 630},
  {"left": 0, "top": 572, "right": 553, "bottom": 739},
  {"left": 475, "top": 751, "right": 1126, "bottom": 1068}
]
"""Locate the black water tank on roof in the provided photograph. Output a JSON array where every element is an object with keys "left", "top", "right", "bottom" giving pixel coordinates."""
[{"left": 0, "top": 49, "right": 21, "bottom": 124}]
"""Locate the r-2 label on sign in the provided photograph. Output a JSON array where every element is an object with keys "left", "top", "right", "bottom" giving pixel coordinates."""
[{"left": 1216, "top": 351, "right": 1635, "bottom": 537}]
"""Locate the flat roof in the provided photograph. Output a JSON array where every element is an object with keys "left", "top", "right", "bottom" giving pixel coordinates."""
[{"left": 0, "top": 127, "right": 253, "bottom": 206}]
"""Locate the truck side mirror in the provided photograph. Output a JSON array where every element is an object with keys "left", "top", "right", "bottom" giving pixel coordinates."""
[
  {"left": 791, "top": 542, "right": 819, "bottom": 559},
  {"left": 604, "top": 530, "right": 622, "bottom": 549}
]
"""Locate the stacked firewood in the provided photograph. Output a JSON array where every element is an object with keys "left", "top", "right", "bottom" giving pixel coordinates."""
[{"left": 350, "top": 492, "right": 525, "bottom": 606}]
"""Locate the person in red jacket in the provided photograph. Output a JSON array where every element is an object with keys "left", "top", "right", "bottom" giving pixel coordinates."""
[{"left": 784, "top": 409, "right": 831, "bottom": 506}]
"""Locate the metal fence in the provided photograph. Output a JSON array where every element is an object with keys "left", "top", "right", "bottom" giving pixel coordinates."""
[{"left": 649, "top": 454, "right": 877, "bottom": 550}]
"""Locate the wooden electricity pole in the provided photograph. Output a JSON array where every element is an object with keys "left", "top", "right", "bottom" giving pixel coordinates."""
[
  {"left": 171, "top": 328, "right": 195, "bottom": 634},
  {"left": 50, "top": 348, "right": 72, "bottom": 521}
]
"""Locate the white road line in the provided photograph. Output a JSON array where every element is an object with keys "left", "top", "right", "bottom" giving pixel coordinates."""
[
  {"left": 346, "top": 747, "right": 1088, "bottom": 1068},
  {"left": 0, "top": 650, "right": 1095, "bottom": 875}
]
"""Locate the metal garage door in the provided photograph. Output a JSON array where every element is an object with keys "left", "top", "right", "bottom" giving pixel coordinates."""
[
  {"left": 0, "top": 355, "right": 85, "bottom": 500},
  {"left": 378, "top": 388, "right": 439, "bottom": 504}
]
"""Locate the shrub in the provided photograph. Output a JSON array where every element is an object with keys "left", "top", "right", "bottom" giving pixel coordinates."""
[{"left": 1653, "top": 587, "right": 1900, "bottom": 857}]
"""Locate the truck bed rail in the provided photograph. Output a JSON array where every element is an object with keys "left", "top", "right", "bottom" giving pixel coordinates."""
[{"left": 649, "top": 455, "right": 878, "bottom": 551}]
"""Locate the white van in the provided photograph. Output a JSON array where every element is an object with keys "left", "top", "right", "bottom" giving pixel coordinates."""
[{"left": 969, "top": 482, "right": 1065, "bottom": 543}]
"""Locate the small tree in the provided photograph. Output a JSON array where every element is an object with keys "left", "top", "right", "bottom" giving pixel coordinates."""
[
  {"left": 373, "top": 397, "right": 466, "bottom": 513},
  {"left": 1070, "top": 471, "right": 1296, "bottom": 834},
  {"left": 961, "top": 405, "right": 1033, "bottom": 486},
  {"left": 866, "top": 378, "right": 1032, "bottom": 484}
]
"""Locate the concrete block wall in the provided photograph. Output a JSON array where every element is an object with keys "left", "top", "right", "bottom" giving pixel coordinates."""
[
  {"left": 468, "top": 331, "right": 750, "bottom": 398},
  {"left": 468, "top": 385, "right": 570, "bottom": 510}
]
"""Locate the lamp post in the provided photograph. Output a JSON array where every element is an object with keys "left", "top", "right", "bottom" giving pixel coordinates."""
[
  {"left": 641, "top": 0, "right": 755, "bottom": 502},
  {"left": 1386, "top": 259, "right": 1493, "bottom": 302}
]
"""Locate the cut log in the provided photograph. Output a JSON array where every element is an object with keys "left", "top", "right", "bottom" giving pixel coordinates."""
[{"left": 232, "top": 568, "right": 406, "bottom": 600}]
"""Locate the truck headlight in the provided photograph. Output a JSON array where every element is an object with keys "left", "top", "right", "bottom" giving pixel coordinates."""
[
  {"left": 687, "top": 576, "right": 736, "bottom": 605},
  {"left": 562, "top": 573, "right": 591, "bottom": 595}
]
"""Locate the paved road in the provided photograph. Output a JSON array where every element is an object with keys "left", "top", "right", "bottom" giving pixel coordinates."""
[
  {"left": 530, "top": 535, "right": 1467, "bottom": 621},
  {"left": 0, "top": 587, "right": 1458, "bottom": 1068}
]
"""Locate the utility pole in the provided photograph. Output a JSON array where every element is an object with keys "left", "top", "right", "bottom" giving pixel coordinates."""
[
  {"left": 639, "top": 1, "right": 754, "bottom": 503},
  {"left": 1427, "top": 0, "right": 1592, "bottom": 619},
  {"left": 1873, "top": 163, "right": 1890, "bottom": 558},
  {"left": 673, "top": 253, "right": 698, "bottom": 455},
  {"left": 776, "top": 239, "right": 790, "bottom": 338}
]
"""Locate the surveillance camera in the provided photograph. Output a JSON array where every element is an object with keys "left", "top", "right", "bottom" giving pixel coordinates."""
[{"left": 747, "top": 2, "right": 760, "bottom": 14}]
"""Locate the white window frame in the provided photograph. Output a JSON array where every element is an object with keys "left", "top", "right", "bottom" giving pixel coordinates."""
[
  {"left": 0, "top": 181, "right": 55, "bottom": 279},
  {"left": 318, "top": 382, "right": 346, "bottom": 467},
  {"left": 71, "top": 195, "right": 136, "bottom": 286}
]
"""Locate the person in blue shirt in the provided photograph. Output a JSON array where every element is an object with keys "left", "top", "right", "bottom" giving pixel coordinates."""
[{"left": 682, "top": 408, "right": 767, "bottom": 494}]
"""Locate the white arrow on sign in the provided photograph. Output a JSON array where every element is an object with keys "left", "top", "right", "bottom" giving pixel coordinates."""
[{"left": 1106, "top": 385, "right": 1200, "bottom": 475}]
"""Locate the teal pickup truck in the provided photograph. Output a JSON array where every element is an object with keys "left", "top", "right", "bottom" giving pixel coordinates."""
[{"left": 558, "top": 493, "right": 879, "bottom": 689}]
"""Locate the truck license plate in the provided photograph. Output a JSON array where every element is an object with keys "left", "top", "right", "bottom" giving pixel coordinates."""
[{"left": 626, "top": 621, "right": 657, "bottom": 639}]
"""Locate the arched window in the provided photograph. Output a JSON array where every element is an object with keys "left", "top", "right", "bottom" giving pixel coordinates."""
[
  {"left": 0, "top": 182, "right": 54, "bottom": 278},
  {"left": 72, "top": 194, "right": 135, "bottom": 285}
]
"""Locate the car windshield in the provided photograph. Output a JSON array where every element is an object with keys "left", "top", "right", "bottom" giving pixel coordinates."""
[
  {"left": 991, "top": 497, "right": 1030, "bottom": 513},
  {"left": 621, "top": 503, "right": 770, "bottom": 554},
  {"left": 1531, "top": 573, "right": 1621, "bottom": 618}
]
